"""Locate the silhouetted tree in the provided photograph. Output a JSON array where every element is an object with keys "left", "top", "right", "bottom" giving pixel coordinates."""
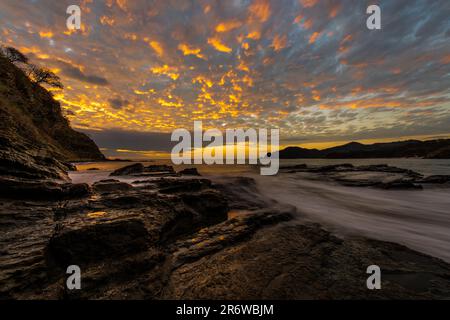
[
  {"left": 1, "top": 46, "right": 29, "bottom": 64},
  {"left": 28, "top": 64, "right": 64, "bottom": 89}
]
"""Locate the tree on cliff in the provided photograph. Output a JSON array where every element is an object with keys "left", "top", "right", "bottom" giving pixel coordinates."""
[
  {"left": 28, "top": 64, "right": 64, "bottom": 89},
  {"left": 0, "top": 46, "right": 29, "bottom": 64},
  {"left": 1, "top": 46, "right": 63, "bottom": 89}
]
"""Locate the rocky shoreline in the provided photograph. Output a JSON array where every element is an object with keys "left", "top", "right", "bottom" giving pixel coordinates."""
[
  {"left": 280, "top": 163, "right": 450, "bottom": 190},
  {"left": 1, "top": 162, "right": 450, "bottom": 299}
]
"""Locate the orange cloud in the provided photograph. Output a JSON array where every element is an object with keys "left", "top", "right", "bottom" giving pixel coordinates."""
[
  {"left": 249, "top": 0, "right": 271, "bottom": 23},
  {"left": 302, "top": 18, "right": 313, "bottom": 29},
  {"left": 271, "top": 34, "right": 287, "bottom": 51},
  {"left": 309, "top": 32, "right": 321, "bottom": 44},
  {"left": 178, "top": 43, "right": 206, "bottom": 59},
  {"left": 328, "top": 3, "right": 342, "bottom": 18},
  {"left": 442, "top": 55, "right": 450, "bottom": 64},
  {"left": 150, "top": 65, "right": 179, "bottom": 80},
  {"left": 299, "top": 0, "right": 318, "bottom": 8},
  {"left": 215, "top": 20, "right": 242, "bottom": 33},
  {"left": 149, "top": 41, "right": 164, "bottom": 57},
  {"left": 208, "top": 37, "right": 232, "bottom": 53},
  {"left": 39, "top": 31, "right": 54, "bottom": 38},
  {"left": 247, "top": 31, "right": 261, "bottom": 40},
  {"left": 100, "top": 16, "right": 115, "bottom": 26}
]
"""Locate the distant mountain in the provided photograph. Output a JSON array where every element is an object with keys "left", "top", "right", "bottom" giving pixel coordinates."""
[
  {"left": 277, "top": 139, "right": 450, "bottom": 159},
  {"left": 275, "top": 146, "right": 322, "bottom": 159},
  {"left": 0, "top": 55, "right": 104, "bottom": 179}
]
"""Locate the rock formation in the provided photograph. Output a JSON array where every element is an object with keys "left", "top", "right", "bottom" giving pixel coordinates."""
[{"left": 0, "top": 56, "right": 104, "bottom": 181}]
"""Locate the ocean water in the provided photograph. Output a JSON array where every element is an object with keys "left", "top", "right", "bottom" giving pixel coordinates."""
[{"left": 70, "top": 159, "right": 450, "bottom": 262}]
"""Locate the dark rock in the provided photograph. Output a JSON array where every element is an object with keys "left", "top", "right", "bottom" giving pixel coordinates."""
[
  {"left": 92, "top": 179, "right": 133, "bottom": 193},
  {"left": 0, "top": 56, "right": 104, "bottom": 167},
  {"left": 110, "top": 164, "right": 177, "bottom": 177},
  {"left": 377, "top": 181, "right": 423, "bottom": 190},
  {"left": 169, "top": 209, "right": 293, "bottom": 268},
  {"left": 61, "top": 183, "right": 91, "bottom": 198},
  {"left": 48, "top": 216, "right": 150, "bottom": 266},
  {"left": 144, "top": 164, "right": 175, "bottom": 173},
  {"left": 417, "top": 175, "right": 450, "bottom": 184},
  {"left": 1, "top": 173, "right": 450, "bottom": 299},
  {"left": 0, "top": 177, "right": 90, "bottom": 200},
  {"left": 312, "top": 163, "right": 354, "bottom": 172},
  {"left": 110, "top": 163, "right": 144, "bottom": 176},
  {"left": 163, "top": 223, "right": 450, "bottom": 299},
  {"left": 356, "top": 164, "right": 422, "bottom": 177},
  {"left": 155, "top": 178, "right": 212, "bottom": 194},
  {"left": 87, "top": 168, "right": 100, "bottom": 171},
  {"left": 178, "top": 168, "right": 201, "bottom": 176}
]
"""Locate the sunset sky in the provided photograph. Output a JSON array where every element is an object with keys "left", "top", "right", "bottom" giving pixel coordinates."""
[{"left": 1, "top": 0, "right": 450, "bottom": 158}]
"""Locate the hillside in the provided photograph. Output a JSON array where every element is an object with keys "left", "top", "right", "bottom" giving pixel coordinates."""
[
  {"left": 278, "top": 139, "right": 450, "bottom": 159},
  {"left": 0, "top": 56, "right": 104, "bottom": 179}
]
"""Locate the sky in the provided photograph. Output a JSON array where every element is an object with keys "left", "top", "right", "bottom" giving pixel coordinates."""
[{"left": 1, "top": 0, "right": 450, "bottom": 158}]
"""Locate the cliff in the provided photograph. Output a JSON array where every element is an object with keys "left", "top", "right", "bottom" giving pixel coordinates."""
[{"left": 0, "top": 56, "right": 104, "bottom": 179}]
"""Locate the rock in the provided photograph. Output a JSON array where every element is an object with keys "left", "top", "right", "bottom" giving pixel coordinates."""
[
  {"left": 312, "top": 163, "right": 354, "bottom": 172},
  {"left": 357, "top": 164, "right": 422, "bottom": 178},
  {"left": 87, "top": 168, "right": 100, "bottom": 171},
  {"left": 417, "top": 175, "right": 450, "bottom": 184},
  {"left": 144, "top": 164, "right": 175, "bottom": 173},
  {"left": 92, "top": 179, "right": 133, "bottom": 193},
  {"left": 0, "top": 177, "right": 90, "bottom": 200},
  {"left": 110, "top": 163, "right": 144, "bottom": 176},
  {"left": 377, "top": 181, "right": 423, "bottom": 190},
  {"left": 2, "top": 173, "right": 450, "bottom": 299},
  {"left": 162, "top": 222, "right": 450, "bottom": 299},
  {"left": 0, "top": 149, "right": 71, "bottom": 181},
  {"left": 169, "top": 208, "right": 293, "bottom": 268},
  {"left": 154, "top": 178, "right": 212, "bottom": 194},
  {"left": 280, "top": 164, "right": 308, "bottom": 170},
  {"left": 282, "top": 163, "right": 427, "bottom": 190},
  {"left": 61, "top": 183, "right": 91, "bottom": 198},
  {"left": 178, "top": 168, "right": 201, "bottom": 176},
  {"left": 48, "top": 216, "right": 151, "bottom": 266},
  {"left": 110, "top": 164, "right": 177, "bottom": 177},
  {"left": 0, "top": 55, "right": 104, "bottom": 167}
]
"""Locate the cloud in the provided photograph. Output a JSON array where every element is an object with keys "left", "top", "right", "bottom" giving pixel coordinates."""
[
  {"left": 108, "top": 98, "right": 129, "bottom": 110},
  {"left": 56, "top": 60, "right": 109, "bottom": 85},
  {"left": 0, "top": 0, "right": 449, "bottom": 147}
]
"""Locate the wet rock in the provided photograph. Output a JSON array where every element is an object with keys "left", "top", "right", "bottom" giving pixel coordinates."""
[
  {"left": 154, "top": 178, "right": 212, "bottom": 194},
  {"left": 92, "top": 179, "right": 133, "bottom": 193},
  {"left": 282, "top": 163, "right": 427, "bottom": 190},
  {"left": 48, "top": 216, "right": 150, "bottom": 266},
  {"left": 312, "top": 163, "right": 354, "bottom": 172},
  {"left": 357, "top": 164, "right": 422, "bottom": 178},
  {"left": 61, "top": 183, "right": 91, "bottom": 198},
  {"left": 163, "top": 223, "right": 450, "bottom": 299},
  {"left": 110, "top": 163, "right": 144, "bottom": 176},
  {"left": 0, "top": 149, "right": 71, "bottom": 181},
  {"left": 178, "top": 168, "right": 201, "bottom": 176},
  {"left": 169, "top": 208, "right": 293, "bottom": 268},
  {"left": 417, "top": 175, "right": 450, "bottom": 184},
  {"left": 110, "top": 163, "right": 177, "bottom": 177},
  {"left": 0, "top": 177, "right": 90, "bottom": 200},
  {"left": 144, "top": 164, "right": 175, "bottom": 173},
  {"left": 377, "top": 181, "right": 423, "bottom": 190}
]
